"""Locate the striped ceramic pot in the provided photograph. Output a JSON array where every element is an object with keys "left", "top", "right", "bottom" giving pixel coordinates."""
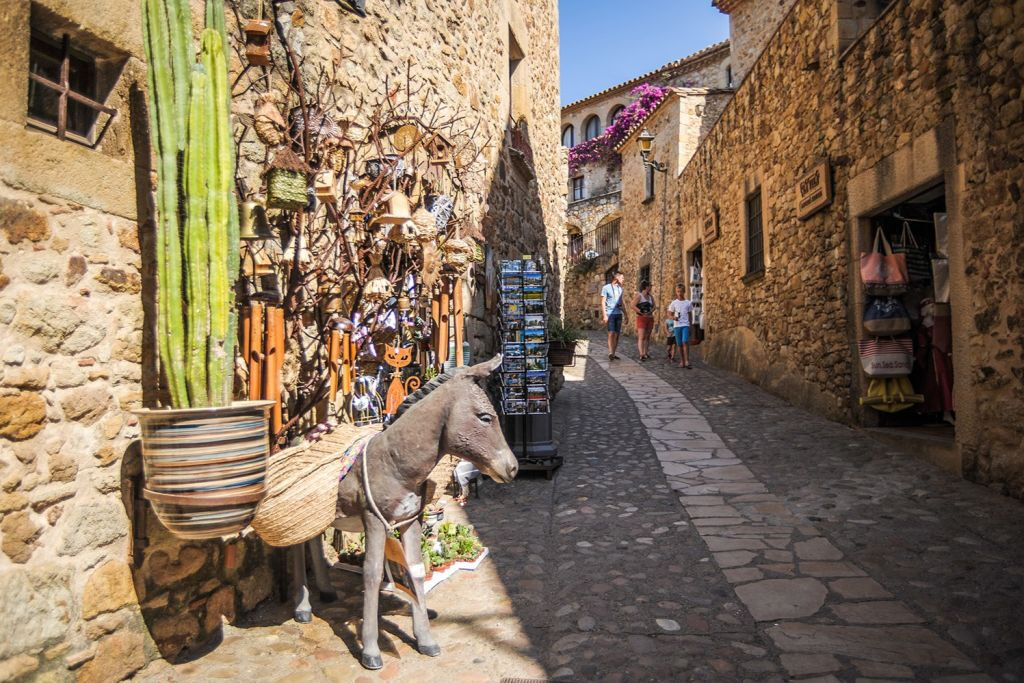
[{"left": 134, "top": 400, "right": 275, "bottom": 540}]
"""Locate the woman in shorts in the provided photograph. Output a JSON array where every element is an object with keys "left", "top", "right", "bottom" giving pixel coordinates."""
[{"left": 632, "top": 280, "right": 655, "bottom": 360}]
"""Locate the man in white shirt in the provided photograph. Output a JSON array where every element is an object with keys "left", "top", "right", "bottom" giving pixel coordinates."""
[
  {"left": 667, "top": 283, "right": 693, "bottom": 369},
  {"left": 600, "top": 271, "right": 626, "bottom": 361}
]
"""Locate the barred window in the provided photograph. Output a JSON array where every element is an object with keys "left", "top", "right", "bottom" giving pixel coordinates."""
[{"left": 746, "top": 188, "right": 764, "bottom": 275}]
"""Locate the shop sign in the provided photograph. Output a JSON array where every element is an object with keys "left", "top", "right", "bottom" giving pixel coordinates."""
[
  {"left": 796, "top": 160, "right": 832, "bottom": 219},
  {"left": 702, "top": 207, "right": 719, "bottom": 243}
]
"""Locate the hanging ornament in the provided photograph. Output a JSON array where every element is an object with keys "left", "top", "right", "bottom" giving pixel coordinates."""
[
  {"left": 441, "top": 237, "right": 474, "bottom": 274},
  {"left": 410, "top": 207, "right": 438, "bottom": 243},
  {"left": 243, "top": 18, "right": 273, "bottom": 67},
  {"left": 254, "top": 94, "right": 286, "bottom": 146},
  {"left": 266, "top": 149, "right": 309, "bottom": 210},
  {"left": 392, "top": 124, "right": 421, "bottom": 153},
  {"left": 363, "top": 265, "right": 393, "bottom": 304}
]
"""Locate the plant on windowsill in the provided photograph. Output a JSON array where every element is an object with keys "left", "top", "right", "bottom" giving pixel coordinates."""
[
  {"left": 571, "top": 249, "right": 600, "bottom": 276},
  {"left": 548, "top": 317, "right": 583, "bottom": 367},
  {"left": 133, "top": 0, "right": 274, "bottom": 540}
]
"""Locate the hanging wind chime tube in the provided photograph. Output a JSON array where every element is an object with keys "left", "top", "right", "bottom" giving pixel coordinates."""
[
  {"left": 264, "top": 306, "right": 284, "bottom": 436},
  {"left": 327, "top": 328, "right": 341, "bottom": 403},
  {"left": 453, "top": 279, "right": 464, "bottom": 367},
  {"left": 247, "top": 303, "right": 265, "bottom": 401},
  {"left": 437, "top": 281, "right": 450, "bottom": 368}
]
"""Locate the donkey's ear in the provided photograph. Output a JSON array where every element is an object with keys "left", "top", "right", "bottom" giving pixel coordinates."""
[{"left": 464, "top": 354, "right": 503, "bottom": 379}]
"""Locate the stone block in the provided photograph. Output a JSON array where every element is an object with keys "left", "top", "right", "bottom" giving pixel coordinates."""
[
  {"left": 0, "top": 392, "right": 47, "bottom": 440},
  {"left": 1, "top": 510, "right": 41, "bottom": 563},
  {"left": 832, "top": 601, "right": 925, "bottom": 625},
  {"left": 75, "top": 632, "right": 145, "bottom": 683},
  {"left": 0, "top": 366, "right": 49, "bottom": 390},
  {"left": 0, "top": 654, "right": 39, "bottom": 681},
  {"left": 60, "top": 385, "right": 113, "bottom": 424},
  {"left": 65, "top": 255, "right": 87, "bottom": 286},
  {"left": 0, "top": 564, "right": 72, "bottom": 659},
  {"left": 767, "top": 622, "right": 974, "bottom": 668},
  {"left": 0, "top": 198, "right": 50, "bottom": 244},
  {"left": 203, "top": 585, "right": 237, "bottom": 633},
  {"left": 151, "top": 613, "right": 200, "bottom": 658},
  {"left": 82, "top": 560, "right": 138, "bottom": 619},
  {"left": 0, "top": 492, "right": 29, "bottom": 513},
  {"left": 58, "top": 502, "right": 127, "bottom": 555},
  {"left": 147, "top": 546, "right": 209, "bottom": 587},
  {"left": 47, "top": 450, "right": 79, "bottom": 483},
  {"left": 239, "top": 564, "right": 274, "bottom": 610},
  {"left": 734, "top": 578, "right": 828, "bottom": 621},
  {"left": 95, "top": 267, "right": 141, "bottom": 294}
]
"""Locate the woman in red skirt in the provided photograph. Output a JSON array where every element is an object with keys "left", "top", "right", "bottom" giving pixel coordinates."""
[{"left": 633, "top": 280, "right": 655, "bottom": 360}]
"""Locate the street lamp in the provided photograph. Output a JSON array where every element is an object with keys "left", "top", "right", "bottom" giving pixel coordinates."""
[
  {"left": 638, "top": 129, "right": 667, "bottom": 173},
  {"left": 637, "top": 129, "right": 670, "bottom": 301}
]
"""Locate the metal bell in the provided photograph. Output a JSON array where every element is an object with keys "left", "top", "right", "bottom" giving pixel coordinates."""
[{"left": 239, "top": 200, "right": 273, "bottom": 240}]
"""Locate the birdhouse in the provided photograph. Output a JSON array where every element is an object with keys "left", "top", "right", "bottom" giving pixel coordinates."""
[
  {"left": 314, "top": 170, "right": 338, "bottom": 204},
  {"left": 372, "top": 191, "right": 412, "bottom": 225},
  {"left": 243, "top": 19, "right": 273, "bottom": 67},
  {"left": 426, "top": 133, "right": 454, "bottom": 165},
  {"left": 266, "top": 149, "right": 308, "bottom": 210}
]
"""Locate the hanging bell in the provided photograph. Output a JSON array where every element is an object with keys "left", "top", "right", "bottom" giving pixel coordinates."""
[
  {"left": 397, "top": 294, "right": 411, "bottom": 312},
  {"left": 239, "top": 200, "right": 272, "bottom": 240},
  {"left": 372, "top": 191, "right": 412, "bottom": 225}
]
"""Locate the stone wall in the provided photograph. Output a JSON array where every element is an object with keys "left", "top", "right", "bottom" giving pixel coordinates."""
[
  {"left": 667, "top": 0, "right": 1024, "bottom": 496},
  {"left": 716, "top": 0, "right": 799, "bottom": 84},
  {"left": 0, "top": 0, "right": 563, "bottom": 678},
  {"left": 564, "top": 192, "right": 621, "bottom": 329},
  {"left": 615, "top": 89, "right": 733, "bottom": 333}
]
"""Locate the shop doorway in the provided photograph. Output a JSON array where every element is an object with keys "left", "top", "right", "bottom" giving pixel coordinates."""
[{"left": 865, "top": 184, "right": 954, "bottom": 437}]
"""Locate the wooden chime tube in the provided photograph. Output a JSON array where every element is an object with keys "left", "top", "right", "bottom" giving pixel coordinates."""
[
  {"left": 437, "top": 280, "right": 450, "bottom": 368},
  {"left": 327, "top": 329, "right": 341, "bottom": 403},
  {"left": 248, "top": 303, "right": 264, "bottom": 401},
  {"left": 341, "top": 331, "right": 354, "bottom": 398},
  {"left": 430, "top": 286, "right": 441, "bottom": 368},
  {"left": 264, "top": 306, "right": 284, "bottom": 435},
  {"left": 453, "top": 279, "right": 464, "bottom": 367}
]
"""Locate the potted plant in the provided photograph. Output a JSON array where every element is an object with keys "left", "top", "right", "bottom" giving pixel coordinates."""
[
  {"left": 548, "top": 317, "right": 583, "bottom": 366},
  {"left": 134, "top": 0, "right": 273, "bottom": 540}
]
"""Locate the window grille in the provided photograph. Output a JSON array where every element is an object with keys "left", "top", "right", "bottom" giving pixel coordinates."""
[{"left": 746, "top": 188, "right": 765, "bottom": 275}]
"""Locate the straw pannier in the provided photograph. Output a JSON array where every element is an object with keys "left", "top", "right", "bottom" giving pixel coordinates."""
[{"left": 251, "top": 423, "right": 380, "bottom": 547}]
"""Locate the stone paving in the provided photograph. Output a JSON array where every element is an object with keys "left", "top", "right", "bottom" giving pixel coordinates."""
[
  {"left": 134, "top": 336, "right": 1024, "bottom": 682},
  {"left": 605, "top": 333, "right": 1024, "bottom": 682}
]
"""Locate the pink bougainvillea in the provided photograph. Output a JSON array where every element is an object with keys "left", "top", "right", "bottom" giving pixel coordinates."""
[{"left": 568, "top": 83, "right": 671, "bottom": 174}]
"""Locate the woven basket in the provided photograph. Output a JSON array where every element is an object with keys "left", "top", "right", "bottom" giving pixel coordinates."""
[
  {"left": 251, "top": 423, "right": 379, "bottom": 547},
  {"left": 267, "top": 169, "right": 307, "bottom": 210}
]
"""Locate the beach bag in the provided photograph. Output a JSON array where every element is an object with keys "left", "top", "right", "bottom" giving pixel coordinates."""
[
  {"left": 860, "top": 229, "right": 908, "bottom": 296},
  {"left": 893, "top": 222, "right": 931, "bottom": 283},
  {"left": 863, "top": 297, "right": 911, "bottom": 335},
  {"left": 931, "top": 257, "right": 950, "bottom": 303},
  {"left": 858, "top": 337, "right": 913, "bottom": 377}
]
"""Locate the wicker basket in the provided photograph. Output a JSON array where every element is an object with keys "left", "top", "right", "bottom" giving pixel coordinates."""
[{"left": 251, "top": 423, "right": 380, "bottom": 547}]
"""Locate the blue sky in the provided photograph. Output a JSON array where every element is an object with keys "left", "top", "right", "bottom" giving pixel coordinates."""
[{"left": 559, "top": 1, "right": 729, "bottom": 106}]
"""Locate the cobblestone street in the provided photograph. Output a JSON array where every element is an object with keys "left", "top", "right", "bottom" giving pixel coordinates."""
[{"left": 136, "top": 337, "right": 1024, "bottom": 682}]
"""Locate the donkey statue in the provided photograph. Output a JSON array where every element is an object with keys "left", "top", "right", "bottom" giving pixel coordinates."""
[{"left": 288, "top": 354, "right": 518, "bottom": 670}]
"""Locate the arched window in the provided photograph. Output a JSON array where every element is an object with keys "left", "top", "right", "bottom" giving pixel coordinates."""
[
  {"left": 608, "top": 105, "right": 626, "bottom": 127},
  {"left": 584, "top": 115, "right": 601, "bottom": 141},
  {"left": 561, "top": 124, "right": 574, "bottom": 148}
]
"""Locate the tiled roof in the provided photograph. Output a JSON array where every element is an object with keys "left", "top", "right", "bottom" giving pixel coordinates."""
[
  {"left": 612, "top": 87, "right": 732, "bottom": 152},
  {"left": 561, "top": 41, "right": 730, "bottom": 113}
]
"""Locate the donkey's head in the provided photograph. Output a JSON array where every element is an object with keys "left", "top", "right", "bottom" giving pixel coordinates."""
[{"left": 441, "top": 355, "right": 518, "bottom": 483}]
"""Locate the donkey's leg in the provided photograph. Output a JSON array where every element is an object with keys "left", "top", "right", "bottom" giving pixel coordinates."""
[
  {"left": 359, "top": 511, "right": 387, "bottom": 670},
  {"left": 290, "top": 544, "right": 312, "bottom": 624},
  {"left": 308, "top": 535, "right": 337, "bottom": 603},
  {"left": 400, "top": 519, "right": 440, "bottom": 657}
]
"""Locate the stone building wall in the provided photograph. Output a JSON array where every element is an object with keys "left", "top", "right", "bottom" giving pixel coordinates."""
[
  {"left": 670, "top": 0, "right": 1024, "bottom": 497},
  {"left": 615, "top": 89, "right": 733, "bottom": 331},
  {"left": 715, "top": 0, "right": 800, "bottom": 84},
  {"left": 563, "top": 192, "right": 621, "bottom": 329},
  {"left": 0, "top": 0, "right": 563, "bottom": 678}
]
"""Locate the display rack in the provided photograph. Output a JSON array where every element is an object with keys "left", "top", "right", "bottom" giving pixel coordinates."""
[{"left": 498, "top": 258, "right": 561, "bottom": 476}]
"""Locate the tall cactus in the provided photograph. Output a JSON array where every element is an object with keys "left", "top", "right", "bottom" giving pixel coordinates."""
[{"left": 143, "top": 0, "right": 239, "bottom": 409}]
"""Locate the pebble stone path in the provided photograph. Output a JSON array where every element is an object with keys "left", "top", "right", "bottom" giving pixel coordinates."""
[
  {"left": 134, "top": 336, "right": 1024, "bottom": 682},
  {"left": 603, "top": 333, "right": 1024, "bottom": 682}
]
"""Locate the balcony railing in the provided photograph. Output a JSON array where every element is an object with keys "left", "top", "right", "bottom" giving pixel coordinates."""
[{"left": 569, "top": 219, "right": 619, "bottom": 265}]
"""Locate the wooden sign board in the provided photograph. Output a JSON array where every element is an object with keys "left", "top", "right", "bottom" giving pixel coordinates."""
[
  {"left": 702, "top": 208, "right": 719, "bottom": 243},
  {"left": 796, "top": 160, "right": 832, "bottom": 219}
]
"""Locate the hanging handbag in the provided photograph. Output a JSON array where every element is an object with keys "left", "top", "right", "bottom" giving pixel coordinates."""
[
  {"left": 858, "top": 337, "right": 914, "bottom": 377},
  {"left": 860, "top": 229, "right": 908, "bottom": 295},
  {"left": 931, "top": 257, "right": 950, "bottom": 303},
  {"left": 863, "top": 296, "right": 911, "bottom": 335},
  {"left": 893, "top": 222, "right": 931, "bottom": 283}
]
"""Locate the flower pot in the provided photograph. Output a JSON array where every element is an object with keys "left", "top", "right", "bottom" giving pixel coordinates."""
[
  {"left": 134, "top": 400, "right": 275, "bottom": 539},
  {"left": 548, "top": 341, "right": 577, "bottom": 367}
]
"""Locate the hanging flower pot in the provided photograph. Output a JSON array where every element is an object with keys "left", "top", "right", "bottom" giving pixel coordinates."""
[
  {"left": 134, "top": 401, "right": 276, "bottom": 539},
  {"left": 243, "top": 19, "right": 273, "bottom": 66},
  {"left": 266, "top": 148, "right": 309, "bottom": 210}
]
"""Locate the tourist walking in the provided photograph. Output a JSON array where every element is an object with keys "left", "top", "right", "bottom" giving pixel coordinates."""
[
  {"left": 632, "top": 280, "right": 655, "bottom": 360},
  {"left": 600, "top": 271, "right": 626, "bottom": 360},
  {"left": 667, "top": 283, "right": 693, "bottom": 369}
]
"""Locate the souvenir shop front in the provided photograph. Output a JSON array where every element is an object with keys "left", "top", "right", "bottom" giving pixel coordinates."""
[{"left": 854, "top": 184, "right": 957, "bottom": 451}]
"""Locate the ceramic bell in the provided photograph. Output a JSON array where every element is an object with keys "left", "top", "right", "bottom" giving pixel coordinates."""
[{"left": 239, "top": 200, "right": 272, "bottom": 240}]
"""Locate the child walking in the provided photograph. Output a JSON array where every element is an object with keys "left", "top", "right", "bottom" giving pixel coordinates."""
[{"left": 667, "top": 283, "right": 693, "bottom": 369}]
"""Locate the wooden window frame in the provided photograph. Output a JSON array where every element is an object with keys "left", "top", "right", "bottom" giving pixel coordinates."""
[
  {"left": 745, "top": 188, "right": 765, "bottom": 276},
  {"left": 27, "top": 31, "right": 117, "bottom": 147},
  {"left": 584, "top": 115, "right": 601, "bottom": 141},
  {"left": 562, "top": 124, "right": 575, "bottom": 148},
  {"left": 571, "top": 176, "right": 585, "bottom": 202}
]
